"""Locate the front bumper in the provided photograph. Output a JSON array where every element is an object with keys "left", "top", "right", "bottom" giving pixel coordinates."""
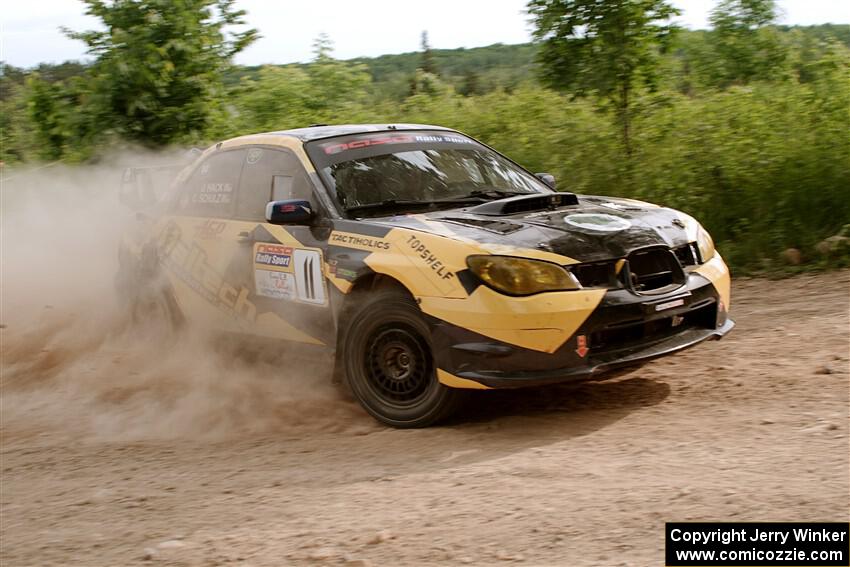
[{"left": 431, "top": 271, "right": 734, "bottom": 389}]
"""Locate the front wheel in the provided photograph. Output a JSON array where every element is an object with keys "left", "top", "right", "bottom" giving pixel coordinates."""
[{"left": 341, "top": 288, "right": 463, "bottom": 428}]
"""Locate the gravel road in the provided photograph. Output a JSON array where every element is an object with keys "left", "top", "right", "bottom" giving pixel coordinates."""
[{"left": 1, "top": 271, "right": 848, "bottom": 566}]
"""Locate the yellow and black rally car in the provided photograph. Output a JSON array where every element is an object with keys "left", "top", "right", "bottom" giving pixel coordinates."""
[{"left": 118, "top": 124, "right": 733, "bottom": 427}]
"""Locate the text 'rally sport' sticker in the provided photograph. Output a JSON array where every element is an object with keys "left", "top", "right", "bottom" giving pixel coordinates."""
[
  {"left": 255, "top": 244, "right": 293, "bottom": 268},
  {"left": 564, "top": 213, "right": 632, "bottom": 233}
]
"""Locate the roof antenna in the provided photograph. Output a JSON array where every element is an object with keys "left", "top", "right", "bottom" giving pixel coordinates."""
[{"left": 387, "top": 124, "right": 397, "bottom": 130}]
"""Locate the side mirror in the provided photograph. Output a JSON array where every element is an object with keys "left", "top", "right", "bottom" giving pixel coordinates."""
[
  {"left": 265, "top": 199, "right": 315, "bottom": 225},
  {"left": 535, "top": 172, "right": 556, "bottom": 190}
]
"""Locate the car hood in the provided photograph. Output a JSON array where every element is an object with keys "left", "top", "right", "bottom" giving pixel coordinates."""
[{"left": 371, "top": 194, "right": 695, "bottom": 263}]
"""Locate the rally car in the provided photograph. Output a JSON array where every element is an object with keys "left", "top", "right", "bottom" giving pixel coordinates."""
[{"left": 118, "top": 124, "right": 733, "bottom": 427}]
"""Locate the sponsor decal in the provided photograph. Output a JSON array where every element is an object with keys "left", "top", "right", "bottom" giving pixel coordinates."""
[
  {"left": 405, "top": 234, "right": 454, "bottom": 280},
  {"left": 328, "top": 261, "right": 358, "bottom": 279},
  {"left": 157, "top": 222, "right": 256, "bottom": 322},
  {"left": 412, "top": 134, "right": 474, "bottom": 144},
  {"left": 294, "top": 249, "right": 326, "bottom": 304},
  {"left": 655, "top": 298, "right": 685, "bottom": 312},
  {"left": 194, "top": 219, "right": 226, "bottom": 239},
  {"left": 331, "top": 232, "right": 390, "bottom": 250},
  {"left": 575, "top": 335, "right": 589, "bottom": 358},
  {"left": 255, "top": 269, "right": 295, "bottom": 300},
  {"left": 323, "top": 135, "right": 415, "bottom": 154},
  {"left": 254, "top": 244, "right": 293, "bottom": 268},
  {"left": 564, "top": 213, "right": 631, "bottom": 233},
  {"left": 322, "top": 133, "right": 475, "bottom": 155}
]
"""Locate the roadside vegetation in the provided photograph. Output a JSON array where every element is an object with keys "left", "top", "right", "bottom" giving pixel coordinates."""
[{"left": 1, "top": 0, "right": 848, "bottom": 271}]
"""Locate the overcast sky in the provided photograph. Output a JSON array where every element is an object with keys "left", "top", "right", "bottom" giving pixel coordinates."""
[{"left": 2, "top": 0, "right": 849, "bottom": 68}]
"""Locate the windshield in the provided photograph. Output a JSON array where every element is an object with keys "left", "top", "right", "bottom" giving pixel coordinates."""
[{"left": 305, "top": 131, "right": 550, "bottom": 217}]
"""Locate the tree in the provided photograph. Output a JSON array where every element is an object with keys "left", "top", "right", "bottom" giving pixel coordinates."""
[
  {"left": 459, "top": 70, "right": 481, "bottom": 96},
  {"left": 710, "top": 0, "right": 787, "bottom": 86},
  {"left": 64, "top": 0, "right": 258, "bottom": 146},
  {"left": 528, "top": 0, "right": 679, "bottom": 155},
  {"left": 420, "top": 31, "right": 438, "bottom": 75}
]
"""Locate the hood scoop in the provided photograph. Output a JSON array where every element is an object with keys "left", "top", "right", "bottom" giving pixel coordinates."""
[{"left": 466, "top": 192, "right": 579, "bottom": 216}]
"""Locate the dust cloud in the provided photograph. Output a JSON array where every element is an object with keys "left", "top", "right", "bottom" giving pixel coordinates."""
[{"left": 0, "top": 152, "right": 366, "bottom": 444}]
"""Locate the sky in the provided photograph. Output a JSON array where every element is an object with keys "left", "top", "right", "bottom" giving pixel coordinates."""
[{"left": 2, "top": 0, "right": 849, "bottom": 69}]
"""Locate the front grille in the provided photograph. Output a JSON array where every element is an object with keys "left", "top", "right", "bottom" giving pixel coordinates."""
[
  {"left": 567, "top": 246, "right": 692, "bottom": 291},
  {"left": 570, "top": 260, "right": 619, "bottom": 288},
  {"left": 625, "top": 247, "right": 685, "bottom": 293},
  {"left": 673, "top": 243, "right": 699, "bottom": 267}
]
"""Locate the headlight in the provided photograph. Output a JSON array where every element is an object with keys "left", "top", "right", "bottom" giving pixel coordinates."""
[
  {"left": 696, "top": 225, "right": 715, "bottom": 263},
  {"left": 467, "top": 255, "right": 581, "bottom": 295}
]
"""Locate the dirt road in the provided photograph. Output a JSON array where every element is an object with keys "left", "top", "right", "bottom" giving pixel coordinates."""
[{"left": 1, "top": 271, "right": 848, "bottom": 566}]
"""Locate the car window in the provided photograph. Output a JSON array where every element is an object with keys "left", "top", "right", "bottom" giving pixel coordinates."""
[
  {"left": 175, "top": 149, "right": 245, "bottom": 218},
  {"left": 235, "top": 147, "right": 315, "bottom": 221}
]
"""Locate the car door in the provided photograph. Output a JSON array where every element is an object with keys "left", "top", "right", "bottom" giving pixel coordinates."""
[
  {"left": 156, "top": 147, "right": 255, "bottom": 333},
  {"left": 229, "top": 145, "right": 335, "bottom": 347}
]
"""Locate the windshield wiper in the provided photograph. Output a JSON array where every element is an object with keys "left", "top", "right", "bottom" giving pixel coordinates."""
[{"left": 345, "top": 198, "right": 482, "bottom": 215}]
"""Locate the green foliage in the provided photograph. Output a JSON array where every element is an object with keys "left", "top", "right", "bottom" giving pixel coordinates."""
[
  {"left": 346, "top": 42, "right": 539, "bottom": 98},
  {"left": 1, "top": 64, "right": 29, "bottom": 164},
  {"left": 22, "top": 74, "right": 102, "bottom": 163},
  {"left": 209, "top": 38, "right": 373, "bottom": 137},
  {"left": 623, "top": 75, "right": 850, "bottom": 269},
  {"left": 3, "top": 19, "right": 849, "bottom": 272},
  {"left": 708, "top": 0, "right": 788, "bottom": 86},
  {"left": 64, "top": 0, "right": 258, "bottom": 146},
  {"left": 528, "top": 0, "right": 680, "bottom": 154}
]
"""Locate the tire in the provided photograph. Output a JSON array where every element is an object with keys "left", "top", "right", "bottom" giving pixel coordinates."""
[
  {"left": 129, "top": 286, "right": 183, "bottom": 333},
  {"left": 115, "top": 243, "right": 182, "bottom": 336},
  {"left": 340, "top": 288, "right": 464, "bottom": 428}
]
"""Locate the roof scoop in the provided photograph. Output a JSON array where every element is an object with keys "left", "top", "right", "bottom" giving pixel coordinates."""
[{"left": 466, "top": 192, "right": 579, "bottom": 216}]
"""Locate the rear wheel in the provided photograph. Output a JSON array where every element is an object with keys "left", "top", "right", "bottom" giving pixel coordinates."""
[
  {"left": 115, "top": 243, "right": 182, "bottom": 336},
  {"left": 341, "top": 288, "right": 463, "bottom": 428}
]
